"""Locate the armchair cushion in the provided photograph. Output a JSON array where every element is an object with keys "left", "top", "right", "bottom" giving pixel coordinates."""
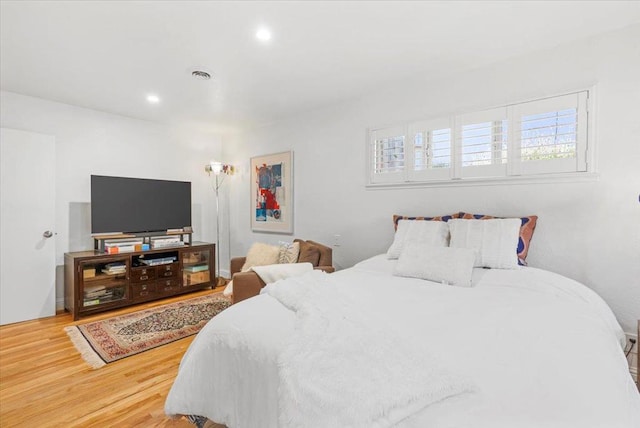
[
  {"left": 306, "top": 240, "right": 332, "bottom": 267},
  {"left": 296, "top": 241, "right": 321, "bottom": 265}
]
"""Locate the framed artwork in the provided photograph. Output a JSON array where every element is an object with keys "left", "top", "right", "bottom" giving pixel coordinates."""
[{"left": 250, "top": 151, "right": 293, "bottom": 234}]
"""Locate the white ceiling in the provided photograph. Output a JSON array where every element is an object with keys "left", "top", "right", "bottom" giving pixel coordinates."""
[{"left": 2, "top": 1, "right": 639, "bottom": 133}]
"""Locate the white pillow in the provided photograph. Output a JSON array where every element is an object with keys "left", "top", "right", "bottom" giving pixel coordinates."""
[
  {"left": 241, "top": 242, "right": 281, "bottom": 272},
  {"left": 448, "top": 218, "right": 521, "bottom": 269},
  {"left": 393, "top": 243, "right": 476, "bottom": 287},
  {"left": 386, "top": 220, "right": 449, "bottom": 259}
]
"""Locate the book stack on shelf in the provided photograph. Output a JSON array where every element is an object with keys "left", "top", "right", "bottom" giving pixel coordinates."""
[
  {"left": 83, "top": 285, "right": 125, "bottom": 306},
  {"left": 82, "top": 262, "right": 127, "bottom": 306},
  {"left": 102, "top": 262, "right": 126, "bottom": 275},
  {"left": 104, "top": 239, "right": 144, "bottom": 254},
  {"left": 151, "top": 235, "right": 185, "bottom": 249}
]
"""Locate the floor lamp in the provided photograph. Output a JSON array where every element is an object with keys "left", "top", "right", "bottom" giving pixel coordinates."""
[{"left": 205, "top": 161, "right": 234, "bottom": 287}]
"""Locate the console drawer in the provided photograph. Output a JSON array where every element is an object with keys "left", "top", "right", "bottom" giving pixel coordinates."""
[
  {"left": 157, "top": 262, "right": 179, "bottom": 278},
  {"left": 131, "top": 282, "right": 158, "bottom": 299},
  {"left": 157, "top": 278, "right": 180, "bottom": 294},
  {"left": 130, "top": 267, "right": 157, "bottom": 283}
]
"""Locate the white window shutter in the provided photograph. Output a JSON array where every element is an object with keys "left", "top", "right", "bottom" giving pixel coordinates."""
[
  {"left": 456, "top": 107, "right": 509, "bottom": 178},
  {"left": 368, "top": 126, "right": 406, "bottom": 184},
  {"left": 512, "top": 91, "right": 588, "bottom": 175},
  {"left": 407, "top": 118, "right": 453, "bottom": 181}
]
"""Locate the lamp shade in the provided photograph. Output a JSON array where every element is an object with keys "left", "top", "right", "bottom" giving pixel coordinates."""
[
  {"left": 205, "top": 161, "right": 234, "bottom": 176},
  {"left": 210, "top": 161, "right": 223, "bottom": 175}
]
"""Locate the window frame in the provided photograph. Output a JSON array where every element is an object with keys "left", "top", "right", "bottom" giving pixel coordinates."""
[{"left": 366, "top": 88, "right": 595, "bottom": 188}]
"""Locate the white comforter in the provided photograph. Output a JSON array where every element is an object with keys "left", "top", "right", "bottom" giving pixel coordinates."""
[
  {"left": 263, "top": 270, "right": 475, "bottom": 427},
  {"left": 165, "top": 255, "right": 640, "bottom": 428}
]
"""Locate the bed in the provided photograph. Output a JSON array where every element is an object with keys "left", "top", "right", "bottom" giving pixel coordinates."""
[{"left": 165, "top": 218, "right": 640, "bottom": 428}]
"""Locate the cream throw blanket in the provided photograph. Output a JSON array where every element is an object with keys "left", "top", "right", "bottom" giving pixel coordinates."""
[
  {"left": 223, "top": 263, "right": 313, "bottom": 297},
  {"left": 252, "top": 262, "right": 313, "bottom": 285},
  {"left": 264, "top": 270, "right": 476, "bottom": 427}
]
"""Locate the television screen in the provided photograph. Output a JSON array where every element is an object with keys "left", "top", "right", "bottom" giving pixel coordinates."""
[{"left": 91, "top": 175, "right": 191, "bottom": 234}]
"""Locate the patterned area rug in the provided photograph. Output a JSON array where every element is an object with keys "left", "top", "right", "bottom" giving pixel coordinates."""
[{"left": 65, "top": 294, "right": 231, "bottom": 369}]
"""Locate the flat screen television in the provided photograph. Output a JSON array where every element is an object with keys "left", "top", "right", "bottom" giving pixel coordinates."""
[{"left": 91, "top": 175, "right": 192, "bottom": 234}]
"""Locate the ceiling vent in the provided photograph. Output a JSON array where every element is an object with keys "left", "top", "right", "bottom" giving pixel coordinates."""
[{"left": 191, "top": 70, "right": 211, "bottom": 80}]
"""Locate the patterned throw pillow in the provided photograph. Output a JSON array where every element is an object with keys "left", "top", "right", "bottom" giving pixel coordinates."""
[
  {"left": 457, "top": 212, "right": 538, "bottom": 266},
  {"left": 278, "top": 241, "right": 300, "bottom": 264},
  {"left": 392, "top": 213, "right": 461, "bottom": 231}
]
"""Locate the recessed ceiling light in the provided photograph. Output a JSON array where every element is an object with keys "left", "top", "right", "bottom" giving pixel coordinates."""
[
  {"left": 146, "top": 94, "right": 160, "bottom": 104},
  {"left": 255, "top": 27, "right": 272, "bottom": 42}
]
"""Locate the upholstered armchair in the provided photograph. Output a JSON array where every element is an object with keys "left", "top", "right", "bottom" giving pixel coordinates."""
[{"left": 230, "top": 239, "right": 334, "bottom": 304}]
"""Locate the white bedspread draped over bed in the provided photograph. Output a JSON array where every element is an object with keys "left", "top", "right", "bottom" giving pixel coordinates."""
[
  {"left": 263, "top": 270, "right": 475, "bottom": 427},
  {"left": 165, "top": 255, "right": 640, "bottom": 428}
]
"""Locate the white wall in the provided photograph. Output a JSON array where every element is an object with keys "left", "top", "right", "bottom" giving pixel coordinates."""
[
  {"left": 0, "top": 91, "right": 224, "bottom": 309},
  {"left": 223, "top": 24, "right": 640, "bottom": 334}
]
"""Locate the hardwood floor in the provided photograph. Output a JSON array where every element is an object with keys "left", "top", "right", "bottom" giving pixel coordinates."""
[{"left": 0, "top": 289, "right": 225, "bottom": 427}]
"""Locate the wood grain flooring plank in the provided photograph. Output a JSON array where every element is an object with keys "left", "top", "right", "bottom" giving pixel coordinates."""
[{"left": 0, "top": 289, "right": 221, "bottom": 427}]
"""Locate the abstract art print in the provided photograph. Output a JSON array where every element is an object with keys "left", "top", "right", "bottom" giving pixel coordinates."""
[{"left": 250, "top": 151, "right": 293, "bottom": 233}]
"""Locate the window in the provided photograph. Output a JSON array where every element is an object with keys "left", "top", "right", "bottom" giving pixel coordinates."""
[
  {"left": 406, "top": 119, "right": 452, "bottom": 181},
  {"left": 367, "top": 90, "right": 590, "bottom": 186},
  {"left": 369, "top": 126, "right": 406, "bottom": 183},
  {"left": 512, "top": 92, "right": 588, "bottom": 175},
  {"left": 457, "top": 107, "right": 508, "bottom": 178},
  {"left": 374, "top": 135, "right": 404, "bottom": 174}
]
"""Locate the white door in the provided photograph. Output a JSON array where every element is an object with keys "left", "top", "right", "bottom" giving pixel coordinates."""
[{"left": 1, "top": 128, "right": 56, "bottom": 325}]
